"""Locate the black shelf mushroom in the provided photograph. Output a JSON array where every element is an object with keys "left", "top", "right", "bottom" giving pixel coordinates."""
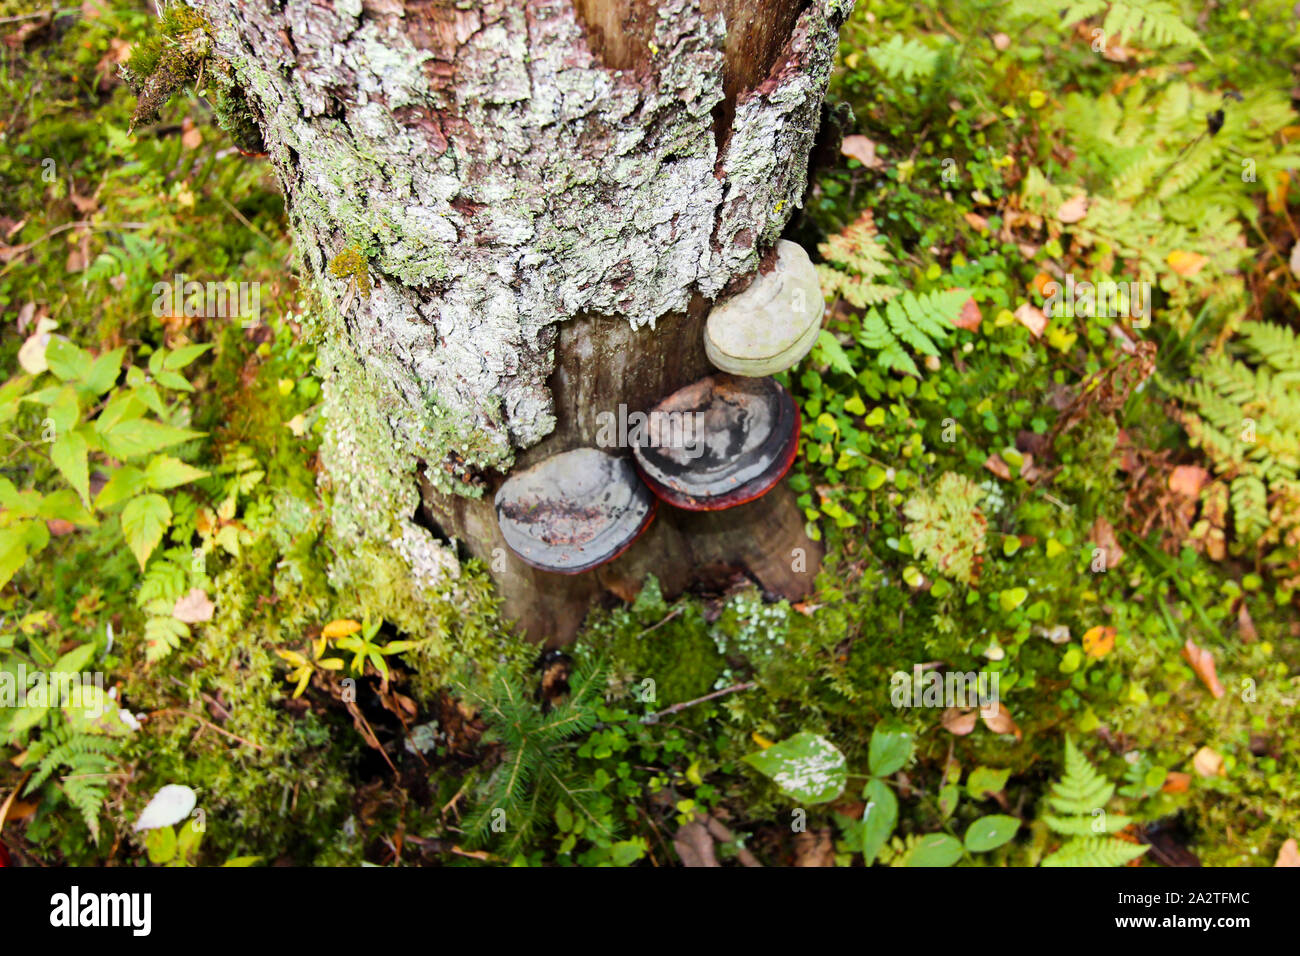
[
  {"left": 632, "top": 374, "right": 801, "bottom": 511},
  {"left": 494, "top": 447, "right": 656, "bottom": 573}
]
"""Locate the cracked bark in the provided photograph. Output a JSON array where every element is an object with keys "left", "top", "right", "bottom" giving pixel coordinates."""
[{"left": 196, "top": 0, "right": 851, "bottom": 641}]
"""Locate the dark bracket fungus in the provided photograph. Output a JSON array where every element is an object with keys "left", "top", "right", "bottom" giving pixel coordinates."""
[
  {"left": 494, "top": 447, "right": 657, "bottom": 574},
  {"left": 704, "top": 240, "right": 824, "bottom": 377},
  {"left": 632, "top": 374, "right": 801, "bottom": 511}
]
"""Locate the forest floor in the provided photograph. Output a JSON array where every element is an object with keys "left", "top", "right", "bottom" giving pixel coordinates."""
[{"left": 1, "top": 0, "right": 1298, "bottom": 867}]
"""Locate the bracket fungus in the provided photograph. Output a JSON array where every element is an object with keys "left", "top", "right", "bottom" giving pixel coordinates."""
[
  {"left": 704, "top": 240, "right": 824, "bottom": 377},
  {"left": 494, "top": 448, "right": 656, "bottom": 573},
  {"left": 632, "top": 374, "right": 801, "bottom": 511}
]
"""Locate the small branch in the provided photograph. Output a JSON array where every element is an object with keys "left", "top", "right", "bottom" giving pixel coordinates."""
[
  {"left": 149, "top": 708, "right": 266, "bottom": 751},
  {"left": 642, "top": 681, "right": 757, "bottom": 723}
]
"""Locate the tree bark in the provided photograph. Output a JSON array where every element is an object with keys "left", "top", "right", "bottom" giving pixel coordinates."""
[{"left": 195, "top": 0, "right": 851, "bottom": 641}]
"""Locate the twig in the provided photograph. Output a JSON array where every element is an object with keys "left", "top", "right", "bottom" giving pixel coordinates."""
[
  {"left": 642, "top": 681, "right": 757, "bottom": 723},
  {"left": 0, "top": 771, "right": 34, "bottom": 833},
  {"left": 149, "top": 708, "right": 265, "bottom": 751}
]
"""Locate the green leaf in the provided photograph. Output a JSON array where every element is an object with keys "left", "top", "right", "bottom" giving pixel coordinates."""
[
  {"left": 143, "top": 454, "right": 208, "bottom": 491},
  {"left": 163, "top": 343, "right": 213, "bottom": 370},
  {"left": 54, "top": 642, "right": 96, "bottom": 674},
  {"left": 121, "top": 494, "right": 172, "bottom": 569},
  {"left": 81, "top": 347, "right": 125, "bottom": 395},
  {"left": 145, "top": 826, "right": 178, "bottom": 864},
  {"left": 964, "top": 814, "right": 1020, "bottom": 853},
  {"left": 903, "top": 833, "right": 964, "bottom": 867},
  {"left": 44, "top": 338, "right": 94, "bottom": 382},
  {"left": 36, "top": 489, "right": 96, "bottom": 527},
  {"left": 101, "top": 418, "right": 202, "bottom": 460},
  {"left": 868, "top": 720, "right": 914, "bottom": 776},
  {"left": 94, "top": 466, "right": 146, "bottom": 510},
  {"left": 49, "top": 429, "right": 90, "bottom": 506},
  {"left": 861, "top": 778, "right": 898, "bottom": 865},
  {"left": 814, "top": 330, "right": 855, "bottom": 376},
  {"left": 742, "top": 732, "right": 847, "bottom": 804},
  {"left": 966, "top": 766, "right": 1011, "bottom": 800}
]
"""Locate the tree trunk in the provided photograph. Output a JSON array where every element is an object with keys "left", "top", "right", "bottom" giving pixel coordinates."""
[{"left": 195, "top": 0, "right": 852, "bottom": 641}]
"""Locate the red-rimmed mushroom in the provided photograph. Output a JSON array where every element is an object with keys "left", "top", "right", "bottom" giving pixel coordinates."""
[
  {"left": 494, "top": 447, "right": 656, "bottom": 573},
  {"left": 631, "top": 374, "right": 801, "bottom": 511},
  {"left": 705, "top": 240, "right": 824, "bottom": 377}
]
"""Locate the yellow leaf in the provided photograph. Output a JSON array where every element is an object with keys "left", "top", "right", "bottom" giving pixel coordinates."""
[
  {"left": 751, "top": 732, "right": 774, "bottom": 749},
  {"left": 1166, "top": 250, "right": 1208, "bottom": 278},
  {"left": 322, "top": 618, "right": 361, "bottom": 640}
]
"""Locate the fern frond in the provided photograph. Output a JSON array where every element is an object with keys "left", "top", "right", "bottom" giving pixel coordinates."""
[{"left": 1042, "top": 835, "right": 1149, "bottom": 867}]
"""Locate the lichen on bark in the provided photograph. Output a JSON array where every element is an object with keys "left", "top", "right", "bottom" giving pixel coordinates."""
[{"left": 193, "top": 0, "right": 851, "bottom": 591}]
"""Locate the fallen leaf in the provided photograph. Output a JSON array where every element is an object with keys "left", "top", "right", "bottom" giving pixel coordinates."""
[
  {"left": 1161, "top": 771, "right": 1191, "bottom": 794},
  {"left": 1168, "top": 464, "right": 1209, "bottom": 498},
  {"left": 962, "top": 211, "right": 989, "bottom": 233},
  {"left": 992, "top": 32, "right": 1011, "bottom": 51},
  {"left": 1031, "top": 271, "right": 1055, "bottom": 296},
  {"left": 1081, "top": 625, "right": 1116, "bottom": 658},
  {"left": 172, "top": 588, "right": 215, "bottom": 624},
  {"left": 983, "top": 453, "right": 1012, "bottom": 481},
  {"left": 1181, "top": 638, "right": 1225, "bottom": 698},
  {"left": 793, "top": 828, "right": 836, "bottom": 867},
  {"left": 1166, "top": 249, "right": 1208, "bottom": 278},
  {"left": 1056, "top": 194, "right": 1089, "bottom": 223},
  {"left": 1276, "top": 838, "right": 1300, "bottom": 867},
  {"left": 17, "top": 317, "right": 57, "bottom": 373},
  {"left": 954, "top": 295, "right": 982, "bottom": 331},
  {"left": 1236, "top": 600, "right": 1257, "bottom": 643},
  {"left": 980, "top": 702, "right": 1021, "bottom": 740},
  {"left": 840, "top": 134, "right": 879, "bottom": 169},
  {"left": 1013, "top": 302, "right": 1048, "bottom": 338},
  {"left": 45, "top": 519, "right": 78, "bottom": 537},
  {"left": 181, "top": 116, "right": 203, "bottom": 151},
  {"left": 942, "top": 707, "right": 978, "bottom": 736},
  {"left": 1192, "top": 746, "right": 1223, "bottom": 778},
  {"left": 1089, "top": 516, "right": 1124, "bottom": 569}
]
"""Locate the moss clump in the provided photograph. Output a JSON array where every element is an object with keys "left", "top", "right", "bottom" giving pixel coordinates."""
[
  {"left": 574, "top": 577, "right": 726, "bottom": 708},
  {"left": 327, "top": 245, "right": 371, "bottom": 299},
  {"left": 120, "top": 3, "right": 213, "bottom": 129}
]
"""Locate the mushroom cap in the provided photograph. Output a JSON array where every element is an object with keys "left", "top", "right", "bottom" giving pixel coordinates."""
[
  {"left": 495, "top": 448, "right": 656, "bottom": 574},
  {"left": 705, "top": 240, "right": 824, "bottom": 377},
  {"left": 632, "top": 374, "right": 801, "bottom": 511}
]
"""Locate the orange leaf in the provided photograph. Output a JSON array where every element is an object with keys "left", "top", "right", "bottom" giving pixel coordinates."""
[
  {"left": 1081, "top": 625, "right": 1116, "bottom": 658},
  {"left": 1181, "top": 638, "right": 1225, "bottom": 699},
  {"left": 1161, "top": 771, "right": 1192, "bottom": 794},
  {"left": 1276, "top": 838, "right": 1300, "bottom": 867},
  {"left": 954, "top": 295, "right": 983, "bottom": 331},
  {"left": 1192, "top": 745, "right": 1224, "bottom": 777},
  {"left": 1168, "top": 464, "right": 1209, "bottom": 498},
  {"left": 840, "top": 134, "right": 879, "bottom": 169},
  {"left": 980, "top": 702, "right": 1021, "bottom": 740},
  {"left": 1013, "top": 302, "right": 1047, "bottom": 337},
  {"left": 1056, "top": 194, "right": 1089, "bottom": 223},
  {"left": 941, "top": 707, "right": 978, "bottom": 736}
]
